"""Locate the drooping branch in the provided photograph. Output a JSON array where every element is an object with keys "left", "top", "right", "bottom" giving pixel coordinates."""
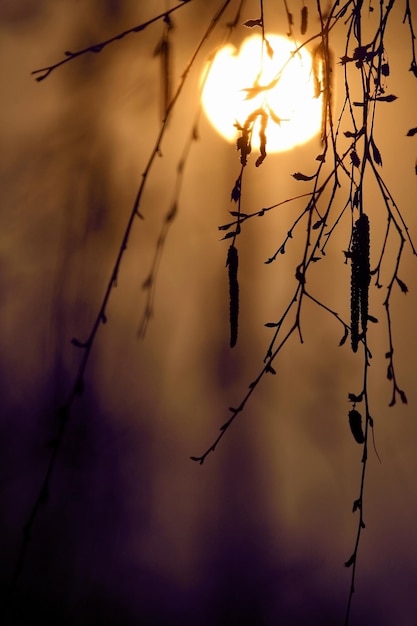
[
  {"left": 5, "top": 1, "right": 232, "bottom": 613},
  {"left": 31, "top": 1, "right": 193, "bottom": 82}
]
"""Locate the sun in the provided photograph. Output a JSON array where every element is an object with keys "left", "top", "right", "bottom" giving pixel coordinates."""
[{"left": 201, "top": 34, "right": 323, "bottom": 153}]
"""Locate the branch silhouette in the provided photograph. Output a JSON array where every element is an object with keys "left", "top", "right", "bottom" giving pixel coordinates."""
[
  {"left": 31, "top": 1, "right": 193, "bottom": 82},
  {"left": 4, "top": 0, "right": 232, "bottom": 616}
]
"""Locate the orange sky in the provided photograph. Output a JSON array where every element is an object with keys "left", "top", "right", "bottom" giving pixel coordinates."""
[{"left": 1, "top": 2, "right": 417, "bottom": 624}]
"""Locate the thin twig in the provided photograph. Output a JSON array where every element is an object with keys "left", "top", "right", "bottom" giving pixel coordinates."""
[
  {"left": 4, "top": 1, "right": 232, "bottom": 615},
  {"left": 31, "top": 1, "right": 193, "bottom": 82}
]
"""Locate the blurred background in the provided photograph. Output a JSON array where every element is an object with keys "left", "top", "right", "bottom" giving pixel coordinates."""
[{"left": 1, "top": 1, "right": 417, "bottom": 624}]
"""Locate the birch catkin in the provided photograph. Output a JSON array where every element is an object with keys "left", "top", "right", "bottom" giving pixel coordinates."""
[
  {"left": 348, "top": 409, "right": 365, "bottom": 444},
  {"left": 227, "top": 244, "right": 239, "bottom": 348},
  {"left": 301, "top": 5, "right": 308, "bottom": 35},
  {"left": 350, "top": 213, "right": 370, "bottom": 352},
  {"left": 356, "top": 213, "right": 370, "bottom": 336}
]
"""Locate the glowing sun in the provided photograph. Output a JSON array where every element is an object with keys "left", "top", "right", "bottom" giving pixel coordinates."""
[{"left": 201, "top": 34, "right": 322, "bottom": 153}]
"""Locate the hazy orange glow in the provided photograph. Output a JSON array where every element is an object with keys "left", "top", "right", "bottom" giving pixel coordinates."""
[
  {"left": 201, "top": 34, "right": 322, "bottom": 152},
  {"left": 2, "top": 3, "right": 417, "bottom": 625}
]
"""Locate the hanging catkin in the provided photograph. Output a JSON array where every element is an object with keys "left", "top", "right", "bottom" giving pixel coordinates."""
[
  {"left": 153, "top": 19, "right": 173, "bottom": 121},
  {"left": 348, "top": 409, "right": 365, "bottom": 444},
  {"left": 350, "top": 213, "right": 370, "bottom": 352},
  {"left": 227, "top": 244, "right": 239, "bottom": 348},
  {"left": 312, "top": 40, "right": 334, "bottom": 145},
  {"left": 301, "top": 5, "right": 308, "bottom": 35},
  {"left": 356, "top": 213, "right": 370, "bottom": 336}
]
